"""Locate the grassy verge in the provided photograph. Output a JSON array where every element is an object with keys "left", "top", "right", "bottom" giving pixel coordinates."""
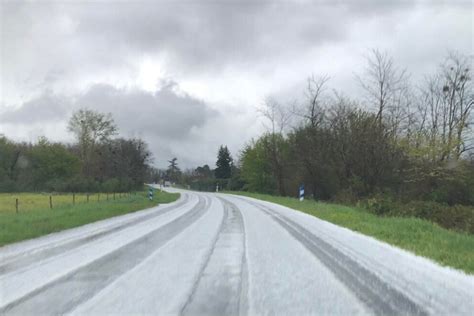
[
  {"left": 229, "top": 191, "right": 474, "bottom": 274},
  {"left": 0, "top": 190, "right": 180, "bottom": 247}
]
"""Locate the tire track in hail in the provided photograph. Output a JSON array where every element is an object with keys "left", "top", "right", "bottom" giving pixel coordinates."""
[
  {"left": 0, "top": 194, "right": 190, "bottom": 275},
  {"left": 180, "top": 197, "right": 248, "bottom": 316},
  {"left": 238, "top": 197, "right": 428, "bottom": 316},
  {"left": 0, "top": 195, "right": 209, "bottom": 315}
]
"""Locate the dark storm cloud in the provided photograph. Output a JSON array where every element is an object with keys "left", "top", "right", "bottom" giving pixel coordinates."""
[
  {"left": 1, "top": 0, "right": 418, "bottom": 83},
  {"left": 70, "top": 0, "right": 415, "bottom": 69}
]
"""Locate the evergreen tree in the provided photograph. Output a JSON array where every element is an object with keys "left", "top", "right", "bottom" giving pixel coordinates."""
[
  {"left": 215, "top": 145, "right": 233, "bottom": 179},
  {"left": 167, "top": 157, "right": 181, "bottom": 182}
]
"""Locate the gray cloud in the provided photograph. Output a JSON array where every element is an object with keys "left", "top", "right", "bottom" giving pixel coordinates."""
[
  {"left": 0, "top": 92, "right": 70, "bottom": 124},
  {"left": 1, "top": 0, "right": 419, "bottom": 90},
  {"left": 0, "top": 81, "right": 226, "bottom": 167},
  {"left": 77, "top": 82, "right": 217, "bottom": 140},
  {"left": 67, "top": 0, "right": 419, "bottom": 70},
  {"left": 1, "top": 0, "right": 471, "bottom": 167}
]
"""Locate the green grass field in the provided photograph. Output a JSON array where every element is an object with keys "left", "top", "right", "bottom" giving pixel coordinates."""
[
  {"left": 230, "top": 191, "right": 474, "bottom": 274},
  {"left": 0, "top": 190, "right": 180, "bottom": 247},
  {"left": 0, "top": 192, "right": 137, "bottom": 214}
]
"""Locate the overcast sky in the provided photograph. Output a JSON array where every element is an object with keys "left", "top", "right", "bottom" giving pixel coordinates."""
[{"left": 0, "top": 0, "right": 472, "bottom": 169}]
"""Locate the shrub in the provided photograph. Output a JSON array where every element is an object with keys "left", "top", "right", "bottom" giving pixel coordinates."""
[
  {"left": 362, "top": 198, "right": 474, "bottom": 234},
  {"left": 399, "top": 201, "right": 474, "bottom": 234},
  {"left": 363, "top": 195, "right": 396, "bottom": 216},
  {"left": 333, "top": 188, "right": 358, "bottom": 204}
]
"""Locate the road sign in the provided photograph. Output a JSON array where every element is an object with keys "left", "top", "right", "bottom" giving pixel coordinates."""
[{"left": 299, "top": 184, "right": 305, "bottom": 201}]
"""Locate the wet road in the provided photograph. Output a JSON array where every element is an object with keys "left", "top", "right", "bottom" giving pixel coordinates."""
[{"left": 1, "top": 189, "right": 473, "bottom": 315}]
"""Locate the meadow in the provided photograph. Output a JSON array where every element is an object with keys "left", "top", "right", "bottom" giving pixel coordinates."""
[
  {"left": 0, "top": 192, "right": 136, "bottom": 214},
  {"left": 0, "top": 190, "right": 180, "bottom": 246},
  {"left": 230, "top": 191, "right": 474, "bottom": 274}
]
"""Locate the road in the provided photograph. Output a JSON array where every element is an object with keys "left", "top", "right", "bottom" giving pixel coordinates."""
[{"left": 0, "top": 189, "right": 473, "bottom": 315}]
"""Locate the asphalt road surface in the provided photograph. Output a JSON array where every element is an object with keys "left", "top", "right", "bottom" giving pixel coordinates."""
[{"left": 1, "top": 189, "right": 473, "bottom": 315}]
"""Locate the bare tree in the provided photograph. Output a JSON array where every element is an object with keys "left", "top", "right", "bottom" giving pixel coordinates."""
[
  {"left": 295, "top": 74, "right": 330, "bottom": 128},
  {"left": 442, "top": 52, "right": 473, "bottom": 159},
  {"left": 416, "top": 52, "right": 473, "bottom": 161},
  {"left": 258, "top": 97, "right": 292, "bottom": 195},
  {"left": 259, "top": 97, "right": 292, "bottom": 135},
  {"left": 357, "top": 49, "right": 409, "bottom": 128}
]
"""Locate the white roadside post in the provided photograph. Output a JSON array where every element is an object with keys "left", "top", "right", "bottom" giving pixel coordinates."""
[
  {"left": 216, "top": 184, "right": 219, "bottom": 193},
  {"left": 148, "top": 187, "right": 154, "bottom": 201},
  {"left": 299, "top": 184, "right": 305, "bottom": 201}
]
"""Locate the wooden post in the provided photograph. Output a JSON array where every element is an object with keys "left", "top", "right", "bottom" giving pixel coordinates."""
[
  {"left": 73, "top": 193, "right": 75, "bottom": 205},
  {"left": 107, "top": 193, "right": 109, "bottom": 201},
  {"left": 98, "top": 193, "right": 100, "bottom": 202},
  {"left": 49, "top": 195, "right": 53, "bottom": 209},
  {"left": 15, "top": 198, "right": 19, "bottom": 213},
  {"left": 113, "top": 192, "right": 115, "bottom": 200},
  {"left": 87, "top": 194, "right": 89, "bottom": 203}
]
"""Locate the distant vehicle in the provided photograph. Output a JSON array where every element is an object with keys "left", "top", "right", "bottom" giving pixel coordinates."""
[{"left": 164, "top": 181, "right": 172, "bottom": 187}]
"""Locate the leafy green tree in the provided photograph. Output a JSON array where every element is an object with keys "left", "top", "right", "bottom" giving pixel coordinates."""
[
  {"left": 29, "top": 137, "right": 81, "bottom": 191},
  {"left": 95, "top": 138, "right": 152, "bottom": 190},
  {"left": 0, "top": 136, "right": 21, "bottom": 191},
  {"left": 240, "top": 139, "right": 276, "bottom": 194},
  {"left": 215, "top": 145, "right": 233, "bottom": 179},
  {"left": 195, "top": 164, "right": 213, "bottom": 179},
  {"left": 68, "top": 109, "right": 118, "bottom": 177}
]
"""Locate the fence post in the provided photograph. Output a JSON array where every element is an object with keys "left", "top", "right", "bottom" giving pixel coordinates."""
[
  {"left": 107, "top": 193, "right": 109, "bottom": 201},
  {"left": 49, "top": 195, "right": 53, "bottom": 209},
  {"left": 98, "top": 193, "right": 100, "bottom": 202},
  {"left": 15, "top": 198, "right": 19, "bottom": 213},
  {"left": 87, "top": 194, "right": 89, "bottom": 203},
  {"left": 73, "top": 193, "right": 75, "bottom": 205}
]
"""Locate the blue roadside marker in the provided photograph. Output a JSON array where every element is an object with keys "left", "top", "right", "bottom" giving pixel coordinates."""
[{"left": 299, "top": 184, "right": 305, "bottom": 201}]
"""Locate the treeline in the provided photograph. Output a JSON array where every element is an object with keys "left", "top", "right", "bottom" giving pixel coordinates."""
[
  {"left": 176, "top": 146, "right": 244, "bottom": 191},
  {"left": 178, "top": 50, "right": 473, "bottom": 233},
  {"left": 0, "top": 109, "right": 152, "bottom": 192},
  {"left": 237, "top": 50, "right": 473, "bottom": 233}
]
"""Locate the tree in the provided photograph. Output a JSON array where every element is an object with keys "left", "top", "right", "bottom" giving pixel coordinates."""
[
  {"left": 357, "top": 49, "right": 409, "bottom": 128},
  {"left": 95, "top": 138, "right": 152, "bottom": 189},
  {"left": 195, "top": 164, "right": 213, "bottom": 179},
  {"left": 0, "top": 136, "right": 22, "bottom": 191},
  {"left": 295, "top": 74, "right": 330, "bottom": 128},
  {"left": 68, "top": 109, "right": 118, "bottom": 146},
  {"left": 167, "top": 157, "right": 181, "bottom": 182},
  {"left": 412, "top": 52, "right": 473, "bottom": 163},
  {"left": 240, "top": 139, "right": 276, "bottom": 194},
  {"left": 29, "top": 137, "right": 81, "bottom": 191},
  {"left": 68, "top": 109, "right": 118, "bottom": 177},
  {"left": 259, "top": 98, "right": 293, "bottom": 195},
  {"left": 215, "top": 145, "right": 233, "bottom": 179},
  {"left": 440, "top": 52, "right": 473, "bottom": 159}
]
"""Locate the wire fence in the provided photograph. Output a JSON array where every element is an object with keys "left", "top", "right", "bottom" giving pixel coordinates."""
[{"left": 0, "top": 192, "right": 136, "bottom": 214}]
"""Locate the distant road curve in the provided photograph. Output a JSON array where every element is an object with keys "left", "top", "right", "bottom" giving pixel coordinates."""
[{"left": 0, "top": 188, "right": 472, "bottom": 315}]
